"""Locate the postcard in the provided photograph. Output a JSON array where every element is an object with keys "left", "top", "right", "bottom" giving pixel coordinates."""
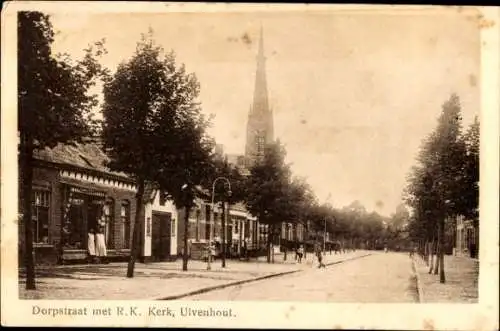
[{"left": 1, "top": 2, "right": 499, "bottom": 329}]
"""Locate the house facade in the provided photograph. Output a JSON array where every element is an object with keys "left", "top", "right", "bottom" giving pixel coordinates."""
[
  {"left": 20, "top": 142, "right": 138, "bottom": 265},
  {"left": 175, "top": 199, "right": 265, "bottom": 260},
  {"left": 19, "top": 142, "right": 183, "bottom": 265},
  {"left": 455, "top": 215, "right": 478, "bottom": 258},
  {"left": 142, "top": 189, "right": 178, "bottom": 262}
]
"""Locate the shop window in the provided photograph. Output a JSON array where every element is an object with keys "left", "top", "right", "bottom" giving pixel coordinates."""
[
  {"left": 32, "top": 190, "right": 50, "bottom": 244},
  {"left": 67, "top": 196, "right": 85, "bottom": 249},
  {"left": 121, "top": 201, "right": 131, "bottom": 249}
]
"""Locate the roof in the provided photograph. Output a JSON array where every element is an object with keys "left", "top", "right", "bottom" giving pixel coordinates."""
[
  {"left": 231, "top": 202, "right": 248, "bottom": 212},
  {"left": 33, "top": 142, "right": 131, "bottom": 180}
]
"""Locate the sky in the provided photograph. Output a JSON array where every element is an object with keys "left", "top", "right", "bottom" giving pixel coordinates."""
[{"left": 48, "top": 8, "right": 480, "bottom": 217}]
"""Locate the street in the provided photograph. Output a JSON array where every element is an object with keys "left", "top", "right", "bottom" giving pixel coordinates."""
[{"left": 185, "top": 252, "right": 418, "bottom": 302}]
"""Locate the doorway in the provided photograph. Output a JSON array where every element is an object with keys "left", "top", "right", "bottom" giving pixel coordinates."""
[
  {"left": 87, "top": 199, "right": 103, "bottom": 233},
  {"left": 151, "top": 212, "right": 171, "bottom": 261}
]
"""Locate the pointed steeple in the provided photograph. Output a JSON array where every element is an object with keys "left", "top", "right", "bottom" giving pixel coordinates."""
[
  {"left": 245, "top": 25, "right": 274, "bottom": 166},
  {"left": 252, "top": 25, "right": 269, "bottom": 115}
]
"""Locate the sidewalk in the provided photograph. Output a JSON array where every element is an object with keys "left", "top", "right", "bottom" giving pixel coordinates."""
[
  {"left": 19, "top": 250, "right": 370, "bottom": 300},
  {"left": 413, "top": 254, "right": 479, "bottom": 303}
]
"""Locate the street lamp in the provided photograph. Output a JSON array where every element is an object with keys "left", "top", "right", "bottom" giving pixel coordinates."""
[{"left": 207, "top": 177, "right": 232, "bottom": 270}]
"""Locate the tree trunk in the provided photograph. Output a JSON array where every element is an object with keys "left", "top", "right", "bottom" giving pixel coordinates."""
[
  {"left": 428, "top": 239, "right": 434, "bottom": 273},
  {"left": 21, "top": 134, "right": 36, "bottom": 290},
  {"left": 127, "top": 178, "right": 145, "bottom": 278},
  {"left": 271, "top": 224, "right": 276, "bottom": 263},
  {"left": 439, "top": 218, "right": 446, "bottom": 283},
  {"left": 221, "top": 202, "right": 226, "bottom": 268},
  {"left": 434, "top": 229, "right": 440, "bottom": 275},
  {"left": 182, "top": 205, "right": 191, "bottom": 271},
  {"left": 266, "top": 226, "right": 271, "bottom": 263}
]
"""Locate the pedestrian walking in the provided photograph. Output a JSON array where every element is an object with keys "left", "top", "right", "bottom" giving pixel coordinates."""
[
  {"left": 316, "top": 247, "right": 326, "bottom": 268},
  {"left": 87, "top": 228, "right": 96, "bottom": 264},
  {"left": 95, "top": 226, "right": 108, "bottom": 264},
  {"left": 297, "top": 245, "right": 304, "bottom": 263}
]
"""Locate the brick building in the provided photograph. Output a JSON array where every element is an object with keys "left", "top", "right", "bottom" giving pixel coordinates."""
[
  {"left": 176, "top": 199, "right": 261, "bottom": 260},
  {"left": 19, "top": 142, "right": 138, "bottom": 264}
]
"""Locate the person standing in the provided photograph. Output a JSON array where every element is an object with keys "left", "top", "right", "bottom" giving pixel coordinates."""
[
  {"left": 95, "top": 226, "right": 108, "bottom": 264},
  {"left": 87, "top": 228, "right": 96, "bottom": 264}
]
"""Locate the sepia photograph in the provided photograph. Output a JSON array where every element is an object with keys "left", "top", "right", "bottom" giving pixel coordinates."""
[{"left": 1, "top": 2, "right": 499, "bottom": 329}]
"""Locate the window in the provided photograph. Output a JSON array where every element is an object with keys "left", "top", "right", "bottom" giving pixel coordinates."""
[
  {"left": 159, "top": 191, "right": 167, "bottom": 206},
  {"left": 195, "top": 209, "right": 200, "bottom": 241},
  {"left": 256, "top": 135, "right": 265, "bottom": 156},
  {"left": 244, "top": 220, "right": 250, "bottom": 239},
  {"left": 121, "top": 201, "right": 130, "bottom": 249},
  {"left": 205, "top": 205, "right": 211, "bottom": 240},
  {"left": 67, "top": 196, "right": 85, "bottom": 248},
  {"left": 171, "top": 219, "right": 176, "bottom": 237},
  {"left": 103, "top": 198, "right": 114, "bottom": 248},
  {"left": 32, "top": 190, "right": 50, "bottom": 244}
]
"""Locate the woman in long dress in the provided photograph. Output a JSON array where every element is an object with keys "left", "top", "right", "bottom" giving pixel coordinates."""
[
  {"left": 95, "top": 226, "right": 107, "bottom": 264},
  {"left": 87, "top": 228, "right": 96, "bottom": 264}
]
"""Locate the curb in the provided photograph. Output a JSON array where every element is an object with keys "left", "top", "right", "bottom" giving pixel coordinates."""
[
  {"left": 156, "top": 253, "right": 372, "bottom": 300},
  {"left": 411, "top": 257, "right": 425, "bottom": 303},
  {"left": 325, "top": 253, "right": 371, "bottom": 267}
]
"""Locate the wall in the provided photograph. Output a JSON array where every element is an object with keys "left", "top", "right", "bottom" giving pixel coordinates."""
[
  {"left": 59, "top": 173, "right": 137, "bottom": 251},
  {"left": 144, "top": 190, "right": 178, "bottom": 257}
]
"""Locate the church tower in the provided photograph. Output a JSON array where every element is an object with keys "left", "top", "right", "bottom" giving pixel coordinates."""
[{"left": 245, "top": 26, "right": 274, "bottom": 166}]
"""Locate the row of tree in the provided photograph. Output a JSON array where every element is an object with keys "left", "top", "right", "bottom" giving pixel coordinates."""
[
  {"left": 404, "top": 94, "right": 479, "bottom": 283},
  {"left": 243, "top": 142, "right": 413, "bottom": 262},
  {"left": 18, "top": 12, "right": 412, "bottom": 290}
]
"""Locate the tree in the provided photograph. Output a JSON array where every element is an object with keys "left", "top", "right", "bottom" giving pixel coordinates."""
[
  {"left": 386, "top": 203, "right": 410, "bottom": 249},
  {"left": 461, "top": 117, "right": 479, "bottom": 255},
  {"left": 101, "top": 30, "right": 213, "bottom": 275},
  {"left": 290, "top": 177, "right": 316, "bottom": 240},
  {"left": 281, "top": 176, "right": 316, "bottom": 260},
  {"left": 404, "top": 94, "right": 467, "bottom": 283},
  {"left": 245, "top": 140, "right": 292, "bottom": 263},
  {"left": 18, "top": 11, "right": 106, "bottom": 289}
]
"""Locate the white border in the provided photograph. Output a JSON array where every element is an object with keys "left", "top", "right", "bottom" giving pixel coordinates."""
[{"left": 1, "top": 3, "right": 498, "bottom": 329}]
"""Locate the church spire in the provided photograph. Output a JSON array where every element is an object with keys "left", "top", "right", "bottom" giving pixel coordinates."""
[
  {"left": 252, "top": 25, "right": 269, "bottom": 115},
  {"left": 245, "top": 25, "right": 274, "bottom": 165}
]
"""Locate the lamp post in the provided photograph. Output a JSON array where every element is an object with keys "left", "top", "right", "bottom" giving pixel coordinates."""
[{"left": 207, "top": 177, "right": 231, "bottom": 270}]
